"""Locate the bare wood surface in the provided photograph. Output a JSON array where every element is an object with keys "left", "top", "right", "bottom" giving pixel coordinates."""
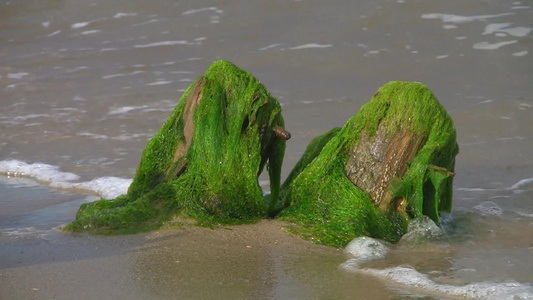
[
  {"left": 164, "top": 77, "right": 206, "bottom": 179},
  {"left": 345, "top": 122, "right": 424, "bottom": 211}
]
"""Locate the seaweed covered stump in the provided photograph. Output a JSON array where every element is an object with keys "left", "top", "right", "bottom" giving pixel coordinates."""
[
  {"left": 279, "top": 81, "right": 458, "bottom": 247},
  {"left": 66, "top": 60, "right": 289, "bottom": 233}
]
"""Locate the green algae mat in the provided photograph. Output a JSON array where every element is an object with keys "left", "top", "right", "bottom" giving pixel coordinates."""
[{"left": 66, "top": 60, "right": 458, "bottom": 247}]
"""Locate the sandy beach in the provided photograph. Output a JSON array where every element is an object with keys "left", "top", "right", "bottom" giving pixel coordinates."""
[{"left": 0, "top": 219, "right": 397, "bottom": 300}]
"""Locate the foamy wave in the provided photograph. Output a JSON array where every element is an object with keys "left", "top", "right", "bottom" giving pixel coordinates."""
[
  {"left": 341, "top": 218, "right": 533, "bottom": 299},
  {"left": 341, "top": 237, "right": 532, "bottom": 299},
  {"left": 358, "top": 266, "right": 533, "bottom": 300},
  {"left": 0, "top": 159, "right": 131, "bottom": 199},
  {"left": 421, "top": 12, "right": 515, "bottom": 24},
  {"left": 510, "top": 177, "right": 533, "bottom": 190},
  {"left": 0, "top": 160, "right": 80, "bottom": 182}
]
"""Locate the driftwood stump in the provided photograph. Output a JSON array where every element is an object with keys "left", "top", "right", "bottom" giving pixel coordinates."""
[
  {"left": 280, "top": 81, "right": 458, "bottom": 247},
  {"left": 67, "top": 60, "right": 289, "bottom": 233}
]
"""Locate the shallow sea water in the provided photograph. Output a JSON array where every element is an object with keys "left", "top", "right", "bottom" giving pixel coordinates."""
[{"left": 1, "top": 0, "right": 532, "bottom": 299}]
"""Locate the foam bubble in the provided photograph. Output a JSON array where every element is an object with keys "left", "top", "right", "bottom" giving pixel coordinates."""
[{"left": 0, "top": 159, "right": 131, "bottom": 199}]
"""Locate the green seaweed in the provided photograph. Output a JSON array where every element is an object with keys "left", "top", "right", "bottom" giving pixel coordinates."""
[
  {"left": 279, "top": 81, "right": 458, "bottom": 247},
  {"left": 66, "top": 60, "right": 287, "bottom": 233},
  {"left": 65, "top": 64, "right": 458, "bottom": 248}
]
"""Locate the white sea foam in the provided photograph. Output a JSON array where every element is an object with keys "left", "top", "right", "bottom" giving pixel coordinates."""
[
  {"left": 259, "top": 43, "right": 281, "bottom": 51},
  {"left": 8, "top": 72, "right": 29, "bottom": 79},
  {"left": 54, "top": 177, "right": 131, "bottom": 199},
  {"left": 78, "top": 132, "right": 109, "bottom": 140},
  {"left": 341, "top": 230, "right": 533, "bottom": 299},
  {"left": 357, "top": 266, "right": 533, "bottom": 300},
  {"left": 113, "top": 12, "right": 138, "bottom": 19},
  {"left": 443, "top": 24, "right": 457, "bottom": 29},
  {"left": 421, "top": 12, "right": 515, "bottom": 24},
  {"left": 182, "top": 7, "right": 223, "bottom": 16},
  {"left": 47, "top": 30, "right": 61, "bottom": 37},
  {"left": 108, "top": 105, "right": 148, "bottom": 115},
  {"left": 289, "top": 43, "right": 333, "bottom": 50},
  {"left": 0, "top": 160, "right": 80, "bottom": 182},
  {"left": 133, "top": 19, "right": 159, "bottom": 27},
  {"left": 483, "top": 23, "right": 532, "bottom": 37},
  {"left": 102, "top": 70, "right": 145, "bottom": 79},
  {"left": 13, "top": 114, "right": 49, "bottom": 121},
  {"left": 0, "top": 159, "right": 131, "bottom": 199},
  {"left": 510, "top": 178, "right": 533, "bottom": 190},
  {"left": 71, "top": 22, "right": 90, "bottom": 29},
  {"left": 133, "top": 40, "right": 191, "bottom": 48},
  {"left": 146, "top": 80, "right": 172, "bottom": 86},
  {"left": 513, "top": 51, "right": 529, "bottom": 56},
  {"left": 81, "top": 30, "right": 101, "bottom": 35},
  {"left": 473, "top": 40, "right": 518, "bottom": 50}
]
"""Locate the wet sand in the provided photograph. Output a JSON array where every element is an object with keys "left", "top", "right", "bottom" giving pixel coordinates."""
[{"left": 0, "top": 220, "right": 397, "bottom": 300}]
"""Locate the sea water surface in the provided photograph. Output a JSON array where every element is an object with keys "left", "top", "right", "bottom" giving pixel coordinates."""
[{"left": 1, "top": 0, "right": 532, "bottom": 299}]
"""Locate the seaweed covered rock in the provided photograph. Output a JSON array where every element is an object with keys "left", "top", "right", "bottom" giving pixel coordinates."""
[
  {"left": 279, "top": 81, "right": 458, "bottom": 247},
  {"left": 66, "top": 60, "right": 288, "bottom": 233}
]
